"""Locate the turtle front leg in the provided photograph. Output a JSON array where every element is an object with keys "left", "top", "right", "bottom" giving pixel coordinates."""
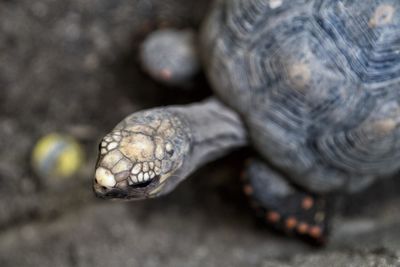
[{"left": 242, "top": 159, "right": 333, "bottom": 245}]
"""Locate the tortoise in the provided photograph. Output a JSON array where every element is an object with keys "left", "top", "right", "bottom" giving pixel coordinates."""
[{"left": 93, "top": 0, "right": 400, "bottom": 243}]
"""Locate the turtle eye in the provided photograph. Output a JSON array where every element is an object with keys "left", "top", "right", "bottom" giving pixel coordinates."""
[{"left": 165, "top": 142, "right": 174, "bottom": 157}]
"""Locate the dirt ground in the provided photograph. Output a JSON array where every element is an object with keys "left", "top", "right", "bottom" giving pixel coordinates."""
[{"left": 1, "top": 1, "right": 400, "bottom": 266}]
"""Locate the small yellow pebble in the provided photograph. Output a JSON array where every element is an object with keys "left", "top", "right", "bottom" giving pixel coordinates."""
[{"left": 32, "top": 133, "right": 84, "bottom": 180}]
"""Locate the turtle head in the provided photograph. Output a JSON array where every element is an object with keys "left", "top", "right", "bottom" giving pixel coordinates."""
[{"left": 93, "top": 109, "right": 191, "bottom": 200}]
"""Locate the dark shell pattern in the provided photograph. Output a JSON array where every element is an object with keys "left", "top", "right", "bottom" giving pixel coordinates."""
[{"left": 201, "top": 0, "right": 400, "bottom": 193}]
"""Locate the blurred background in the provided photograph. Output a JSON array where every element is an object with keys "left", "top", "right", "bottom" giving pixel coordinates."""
[{"left": 1, "top": 0, "right": 400, "bottom": 266}]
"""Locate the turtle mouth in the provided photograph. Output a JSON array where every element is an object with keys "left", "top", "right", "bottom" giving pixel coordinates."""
[
  {"left": 93, "top": 174, "right": 161, "bottom": 200},
  {"left": 129, "top": 179, "right": 153, "bottom": 188}
]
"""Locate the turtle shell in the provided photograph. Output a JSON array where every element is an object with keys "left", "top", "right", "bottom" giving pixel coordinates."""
[{"left": 201, "top": 0, "right": 400, "bottom": 193}]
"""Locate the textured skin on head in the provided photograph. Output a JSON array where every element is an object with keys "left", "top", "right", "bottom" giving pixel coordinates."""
[
  {"left": 95, "top": 108, "right": 192, "bottom": 198},
  {"left": 94, "top": 99, "right": 247, "bottom": 199},
  {"left": 202, "top": 0, "right": 400, "bottom": 193}
]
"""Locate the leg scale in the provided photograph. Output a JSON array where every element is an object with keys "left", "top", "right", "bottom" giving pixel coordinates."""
[{"left": 242, "top": 159, "right": 333, "bottom": 245}]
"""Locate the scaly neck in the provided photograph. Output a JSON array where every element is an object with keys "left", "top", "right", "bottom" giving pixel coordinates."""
[{"left": 171, "top": 98, "right": 248, "bottom": 176}]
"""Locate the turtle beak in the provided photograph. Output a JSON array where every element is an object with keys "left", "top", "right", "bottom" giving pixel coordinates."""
[
  {"left": 93, "top": 180, "right": 128, "bottom": 199},
  {"left": 93, "top": 173, "right": 163, "bottom": 200}
]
